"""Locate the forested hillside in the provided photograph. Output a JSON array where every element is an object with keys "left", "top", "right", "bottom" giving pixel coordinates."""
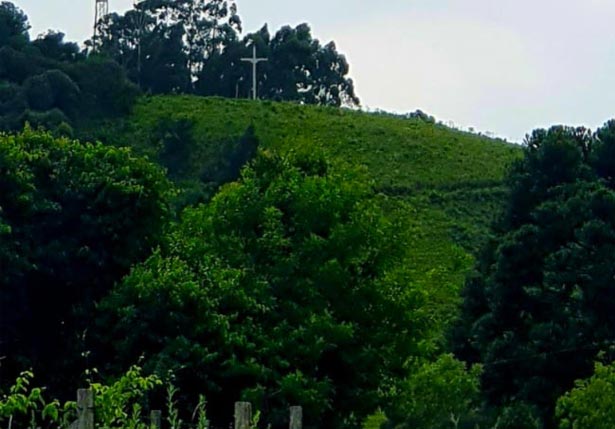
[
  {"left": 4, "top": 1, "right": 615, "bottom": 429},
  {"left": 80, "top": 95, "right": 521, "bottom": 357}
]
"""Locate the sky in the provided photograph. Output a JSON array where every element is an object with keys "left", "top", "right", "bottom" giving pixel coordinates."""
[{"left": 12, "top": 0, "right": 615, "bottom": 142}]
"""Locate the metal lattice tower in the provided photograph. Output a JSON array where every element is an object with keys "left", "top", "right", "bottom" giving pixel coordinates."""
[{"left": 93, "top": 0, "right": 109, "bottom": 48}]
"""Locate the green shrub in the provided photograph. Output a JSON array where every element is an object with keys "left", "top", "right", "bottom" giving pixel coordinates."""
[{"left": 556, "top": 361, "right": 615, "bottom": 429}]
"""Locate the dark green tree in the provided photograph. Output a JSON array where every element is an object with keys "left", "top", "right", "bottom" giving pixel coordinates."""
[
  {"left": 0, "top": 45, "right": 39, "bottom": 83},
  {"left": 95, "top": 0, "right": 241, "bottom": 89},
  {"left": 0, "top": 2, "right": 139, "bottom": 129},
  {"left": 95, "top": 8, "right": 191, "bottom": 93},
  {"left": 196, "top": 25, "right": 269, "bottom": 98},
  {"left": 152, "top": 0, "right": 242, "bottom": 76},
  {"left": 0, "top": 1, "right": 29, "bottom": 49},
  {"left": 266, "top": 23, "right": 359, "bottom": 106},
  {"left": 197, "top": 23, "right": 359, "bottom": 106},
  {"left": 155, "top": 116, "right": 196, "bottom": 178},
  {"left": 455, "top": 123, "right": 615, "bottom": 428},
  {"left": 139, "top": 23, "right": 192, "bottom": 93},
  {"left": 32, "top": 31, "right": 82, "bottom": 62},
  {"left": 64, "top": 56, "right": 139, "bottom": 118},
  {"left": 0, "top": 128, "right": 173, "bottom": 396},
  {"left": 23, "top": 72, "right": 55, "bottom": 111},
  {"left": 201, "top": 124, "right": 260, "bottom": 185}
]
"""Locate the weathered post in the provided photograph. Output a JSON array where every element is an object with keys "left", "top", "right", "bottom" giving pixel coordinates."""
[
  {"left": 289, "top": 406, "right": 302, "bottom": 429},
  {"left": 150, "top": 410, "right": 162, "bottom": 429},
  {"left": 77, "top": 389, "right": 94, "bottom": 429},
  {"left": 234, "top": 402, "right": 252, "bottom": 429}
]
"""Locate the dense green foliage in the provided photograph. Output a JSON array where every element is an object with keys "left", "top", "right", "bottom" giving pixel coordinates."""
[
  {"left": 0, "top": 1, "right": 28, "bottom": 49},
  {"left": 556, "top": 361, "right": 615, "bottom": 429},
  {"left": 0, "top": 3, "right": 138, "bottom": 131},
  {"left": 455, "top": 122, "right": 615, "bottom": 428},
  {"left": 89, "top": 366, "right": 162, "bottom": 429},
  {"left": 97, "top": 150, "right": 428, "bottom": 429},
  {"left": 197, "top": 23, "right": 358, "bottom": 106},
  {"left": 94, "top": 2, "right": 357, "bottom": 105},
  {"left": 1, "top": 3, "right": 567, "bottom": 429},
  {"left": 81, "top": 100, "right": 518, "bottom": 428},
  {"left": 0, "top": 83, "right": 521, "bottom": 429},
  {"left": 94, "top": 0, "right": 242, "bottom": 93},
  {"left": 84, "top": 96, "right": 518, "bottom": 374},
  {"left": 0, "top": 129, "right": 172, "bottom": 393},
  {"left": 6, "top": 0, "right": 615, "bottom": 425},
  {"left": 384, "top": 354, "right": 482, "bottom": 429}
]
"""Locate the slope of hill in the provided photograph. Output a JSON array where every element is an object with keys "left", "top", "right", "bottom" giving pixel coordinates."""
[
  {"left": 81, "top": 95, "right": 521, "bottom": 342},
  {"left": 88, "top": 96, "right": 517, "bottom": 189}
]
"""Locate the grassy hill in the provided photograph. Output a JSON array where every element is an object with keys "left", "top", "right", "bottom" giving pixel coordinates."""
[
  {"left": 88, "top": 96, "right": 517, "bottom": 190},
  {"left": 82, "top": 94, "right": 521, "bottom": 347}
]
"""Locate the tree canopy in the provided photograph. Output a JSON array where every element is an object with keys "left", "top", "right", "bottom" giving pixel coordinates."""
[
  {"left": 93, "top": 2, "right": 358, "bottom": 106},
  {"left": 0, "top": 5, "right": 138, "bottom": 133},
  {"left": 556, "top": 361, "right": 615, "bottom": 429},
  {"left": 0, "top": 0, "right": 360, "bottom": 120},
  {"left": 97, "top": 149, "right": 425, "bottom": 429},
  {"left": 0, "top": 128, "right": 173, "bottom": 394},
  {"left": 0, "top": 1, "right": 29, "bottom": 49},
  {"left": 94, "top": 0, "right": 242, "bottom": 92},
  {"left": 384, "top": 354, "right": 482, "bottom": 429},
  {"left": 454, "top": 121, "right": 615, "bottom": 427},
  {"left": 197, "top": 24, "right": 359, "bottom": 106}
]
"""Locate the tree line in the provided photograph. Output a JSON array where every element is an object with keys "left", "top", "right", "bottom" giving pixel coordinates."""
[
  {"left": 95, "top": 0, "right": 358, "bottom": 106},
  {"left": 0, "top": 2, "right": 137, "bottom": 132},
  {"left": 9, "top": 122, "right": 615, "bottom": 429},
  {"left": 448, "top": 122, "right": 615, "bottom": 429},
  {"left": 0, "top": 127, "right": 425, "bottom": 429},
  {"left": 0, "top": 0, "right": 358, "bottom": 134}
]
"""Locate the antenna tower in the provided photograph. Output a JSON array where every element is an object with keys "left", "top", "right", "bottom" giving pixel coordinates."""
[{"left": 93, "top": 0, "right": 109, "bottom": 48}]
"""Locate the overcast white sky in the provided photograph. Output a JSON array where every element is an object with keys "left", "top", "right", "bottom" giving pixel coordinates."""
[{"left": 12, "top": 0, "right": 615, "bottom": 141}]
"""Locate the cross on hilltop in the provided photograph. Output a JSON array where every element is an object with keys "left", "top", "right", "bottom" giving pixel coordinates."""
[{"left": 241, "top": 45, "right": 268, "bottom": 100}]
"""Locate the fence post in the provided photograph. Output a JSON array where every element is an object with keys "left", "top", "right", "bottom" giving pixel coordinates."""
[
  {"left": 234, "top": 402, "right": 252, "bottom": 429},
  {"left": 77, "top": 389, "right": 94, "bottom": 429},
  {"left": 289, "top": 406, "right": 302, "bottom": 429},
  {"left": 150, "top": 410, "right": 162, "bottom": 429}
]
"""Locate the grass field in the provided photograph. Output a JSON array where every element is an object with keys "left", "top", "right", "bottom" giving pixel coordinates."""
[{"left": 87, "top": 96, "right": 518, "bottom": 189}]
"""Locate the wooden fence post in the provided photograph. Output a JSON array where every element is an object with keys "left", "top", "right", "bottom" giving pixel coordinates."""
[
  {"left": 289, "top": 406, "right": 302, "bottom": 429},
  {"left": 150, "top": 410, "right": 162, "bottom": 429},
  {"left": 77, "top": 389, "right": 94, "bottom": 429},
  {"left": 234, "top": 402, "right": 252, "bottom": 429}
]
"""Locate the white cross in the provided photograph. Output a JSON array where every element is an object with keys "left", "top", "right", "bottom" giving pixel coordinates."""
[{"left": 241, "top": 45, "right": 268, "bottom": 100}]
